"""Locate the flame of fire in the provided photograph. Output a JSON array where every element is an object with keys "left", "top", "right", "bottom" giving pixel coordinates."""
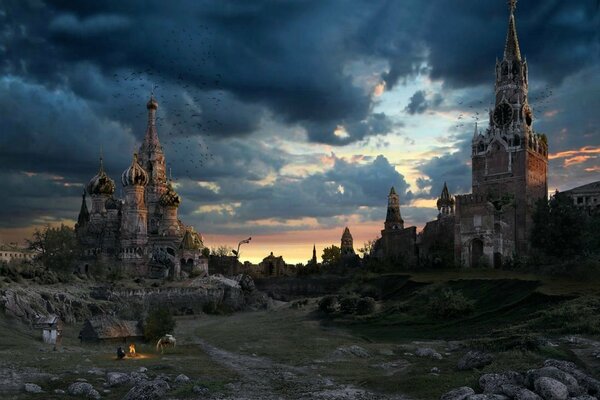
[{"left": 129, "top": 344, "right": 136, "bottom": 356}]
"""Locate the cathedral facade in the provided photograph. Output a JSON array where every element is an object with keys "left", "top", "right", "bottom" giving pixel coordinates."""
[
  {"left": 454, "top": 1, "right": 548, "bottom": 268},
  {"left": 75, "top": 97, "right": 208, "bottom": 279}
]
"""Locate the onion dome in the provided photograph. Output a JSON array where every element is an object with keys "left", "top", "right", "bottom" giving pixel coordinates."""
[
  {"left": 121, "top": 153, "right": 149, "bottom": 187},
  {"left": 147, "top": 95, "right": 158, "bottom": 110},
  {"left": 160, "top": 182, "right": 181, "bottom": 207},
  {"left": 87, "top": 157, "right": 116, "bottom": 196},
  {"left": 179, "top": 227, "right": 204, "bottom": 250}
]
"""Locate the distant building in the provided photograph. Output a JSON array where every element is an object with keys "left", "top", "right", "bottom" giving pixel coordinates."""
[
  {"left": 259, "top": 252, "right": 289, "bottom": 277},
  {"left": 79, "top": 316, "right": 144, "bottom": 343},
  {"left": 418, "top": 183, "right": 456, "bottom": 267},
  {"left": 0, "top": 243, "right": 34, "bottom": 264},
  {"left": 372, "top": 187, "right": 417, "bottom": 266},
  {"left": 340, "top": 227, "right": 355, "bottom": 256},
  {"left": 75, "top": 97, "right": 207, "bottom": 279},
  {"left": 562, "top": 181, "right": 600, "bottom": 213}
]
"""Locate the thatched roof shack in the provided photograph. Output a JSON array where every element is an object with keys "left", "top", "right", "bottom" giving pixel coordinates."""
[{"left": 79, "top": 316, "right": 144, "bottom": 343}]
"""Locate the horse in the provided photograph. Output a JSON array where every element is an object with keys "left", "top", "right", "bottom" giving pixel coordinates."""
[{"left": 156, "top": 334, "right": 177, "bottom": 353}]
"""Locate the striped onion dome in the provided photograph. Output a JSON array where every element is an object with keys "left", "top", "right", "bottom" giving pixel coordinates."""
[{"left": 121, "top": 153, "right": 149, "bottom": 187}]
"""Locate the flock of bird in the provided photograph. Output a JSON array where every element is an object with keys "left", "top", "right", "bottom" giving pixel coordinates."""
[
  {"left": 452, "top": 84, "right": 555, "bottom": 130},
  {"left": 106, "top": 26, "right": 225, "bottom": 182}
]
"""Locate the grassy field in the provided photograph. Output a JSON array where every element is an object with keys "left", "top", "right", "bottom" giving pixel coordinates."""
[{"left": 1, "top": 270, "right": 599, "bottom": 399}]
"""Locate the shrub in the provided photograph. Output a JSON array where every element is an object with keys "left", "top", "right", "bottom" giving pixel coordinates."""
[
  {"left": 339, "top": 296, "right": 359, "bottom": 314},
  {"left": 427, "top": 289, "right": 475, "bottom": 319},
  {"left": 318, "top": 295, "right": 339, "bottom": 314},
  {"left": 202, "top": 301, "right": 233, "bottom": 315},
  {"left": 144, "top": 308, "right": 176, "bottom": 341},
  {"left": 355, "top": 297, "right": 376, "bottom": 315}
]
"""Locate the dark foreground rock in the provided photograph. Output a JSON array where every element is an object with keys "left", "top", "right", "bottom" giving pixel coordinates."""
[
  {"left": 122, "top": 379, "right": 170, "bottom": 400},
  {"left": 441, "top": 359, "right": 599, "bottom": 400}
]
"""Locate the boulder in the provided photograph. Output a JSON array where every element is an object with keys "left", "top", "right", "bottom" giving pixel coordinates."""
[
  {"left": 129, "top": 371, "right": 149, "bottom": 384},
  {"left": 515, "top": 388, "right": 542, "bottom": 400},
  {"left": 174, "top": 374, "right": 190, "bottom": 384},
  {"left": 24, "top": 383, "right": 43, "bottom": 393},
  {"left": 458, "top": 351, "right": 494, "bottom": 371},
  {"left": 527, "top": 367, "right": 582, "bottom": 396},
  {"left": 466, "top": 395, "right": 509, "bottom": 400},
  {"left": 480, "top": 371, "right": 524, "bottom": 394},
  {"left": 54, "top": 389, "right": 66, "bottom": 394},
  {"left": 68, "top": 382, "right": 98, "bottom": 398},
  {"left": 331, "top": 345, "right": 371, "bottom": 359},
  {"left": 534, "top": 377, "right": 569, "bottom": 400},
  {"left": 568, "top": 396, "right": 598, "bottom": 400},
  {"left": 106, "top": 372, "right": 131, "bottom": 387},
  {"left": 192, "top": 385, "right": 210, "bottom": 395},
  {"left": 415, "top": 347, "right": 443, "bottom": 360},
  {"left": 122, "top": 379, "right": 170, "bottom": 400},
  {"left": 440, "top": 386, "right": 475, "bottom": 400},
  {"left": 87, "top": 368, "right": 105, "bottom": 376}
]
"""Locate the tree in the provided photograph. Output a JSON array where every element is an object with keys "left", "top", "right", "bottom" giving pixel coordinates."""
[
  {"left": 211, "top": 245, "right": 234, "bottom": 257},
  {"left": 358, "top": 237, "right": 378, "bottom": 257},
  {"left": 531, "top": 192, "right": 587, "bottom": 258},
  {"left": 321, "top": 245, "right": 341, "bottom": 267},
  {"left": 27, "top": 224, "right": 79, "bottom": 274},
  {"left": 144, "top": 308, "right": 176, "bottom": 341}
]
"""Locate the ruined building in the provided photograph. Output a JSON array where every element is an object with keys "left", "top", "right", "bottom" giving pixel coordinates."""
[
  {"left": 75, "top": 97, "right": 208, "bottom": 278},
  {"left": 455, "top": 1, "right": 548, "bottom": 267},
  {"left": 418, "top": 183, "right": 456, "bottom": 267},
  {"left": 373, "top": 187, "right": 417, "bottom": 265}
]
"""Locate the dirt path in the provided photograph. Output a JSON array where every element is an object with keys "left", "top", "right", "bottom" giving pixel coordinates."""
[{"left": 191, "top": 336, "right": 410, "bottom": 400}]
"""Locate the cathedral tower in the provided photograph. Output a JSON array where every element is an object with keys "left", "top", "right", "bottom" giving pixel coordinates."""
[
  {"left": 138, "top": 96, "right": 168, "bottom": 234},
  {"left": 120, "top": 153, "right": 149, "bottom": 268}
]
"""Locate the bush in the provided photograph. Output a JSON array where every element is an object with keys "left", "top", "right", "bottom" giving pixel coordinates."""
[
  {"left": 427, "top": 289, "right": 475, "bottom": 319},
  {"left": 202, "top": 301, "right": 233, "bottom": 315},
  {"left": 318, "top": 295, "right": 339, "bottom": 314},
  {"left": 355, "top": 297, "right": 376, "bottom": 315},
  {"left": 339, "top": 296, "right": 359, "bottom": 314},
  {"left": 144, "top": 308, "right": 176, "bottom": 341}
]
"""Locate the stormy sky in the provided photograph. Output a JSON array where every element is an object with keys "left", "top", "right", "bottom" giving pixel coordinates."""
[{"left": 1, "top": 0, "right": 599, "bottom": 263}]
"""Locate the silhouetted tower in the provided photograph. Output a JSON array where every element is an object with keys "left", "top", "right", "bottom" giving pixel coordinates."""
[
  {"left": 340, "top": 227, "right": 355, "bottom": 256},
  {"left": 384, "top": 187, "right": 404, "bottom": 231},
  {"left": 436, "top": 182, "right": 455, "bottom": 218}
]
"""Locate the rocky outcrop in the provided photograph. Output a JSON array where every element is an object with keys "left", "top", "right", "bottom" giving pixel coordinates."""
[
  {"left": 0, "top": 274, "right": 269, "bottom": 325},
  {"left": 441, "top": 359, "right": 598, "bottom": 400}
]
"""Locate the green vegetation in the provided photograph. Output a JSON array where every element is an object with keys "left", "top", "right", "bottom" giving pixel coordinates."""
[
  {"left": 27, "top": 224, "right": 79, "bottom": 277},
  {"left": 144, "top": 308, "right": 176, "bottom": 340},
  {"left": 321, "top": 245, "right": 341, "bottom": 266},
  {"left": 427, "top": 288, "right": 475, "bottom": 319}
]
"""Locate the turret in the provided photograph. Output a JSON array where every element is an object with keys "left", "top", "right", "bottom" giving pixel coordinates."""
[
  {"left": 87, "top": 156, "right": 116, "bottom": 215},
  {"left": 340, "top": 227, "right": 355, "bottom": 256},
  {"left": 384, "top": 187, "right": 404, "bottom": 231},
  {"left": 436, "top": 182, "right": 455, "bottom": 218}
]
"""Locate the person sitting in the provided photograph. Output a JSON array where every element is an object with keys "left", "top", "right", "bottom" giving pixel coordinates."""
[{"left": 117, "top": 346, "right": 126, "bottom": 360}]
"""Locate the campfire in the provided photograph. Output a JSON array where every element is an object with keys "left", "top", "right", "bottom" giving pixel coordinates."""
[{"left": 128, "top": 343, "right": 136, "bottom": 357}]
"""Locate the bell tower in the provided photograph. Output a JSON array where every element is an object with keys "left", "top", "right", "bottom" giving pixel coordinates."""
[{"left": 469, "top": 0, "right": 548, "bottom": 255}]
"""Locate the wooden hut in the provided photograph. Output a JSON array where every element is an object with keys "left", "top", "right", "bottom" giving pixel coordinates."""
[
  {"left": 34, "top": 314, "right": 63, "bottom": 345},
  {"left": 79, "top": 316, "right": 144, "bottom": 343}
]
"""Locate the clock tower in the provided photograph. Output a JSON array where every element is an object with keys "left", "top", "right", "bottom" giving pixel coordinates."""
[{"left": 457, "top": 0, "right": 548, "bottom": 265}]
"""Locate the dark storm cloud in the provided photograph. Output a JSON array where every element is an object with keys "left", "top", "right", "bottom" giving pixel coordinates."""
[
  {"left": 404, "top": 90, "right": 443, "bottom": 115},
  {"left": 178, "top": 154, "right": 411, "bottom": 233},
  {"left": 422, "top": 0, "right": 599, "bottom": 88},
  {"left": 415, "top": 135, "right": 473, "bottom": 199}
]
